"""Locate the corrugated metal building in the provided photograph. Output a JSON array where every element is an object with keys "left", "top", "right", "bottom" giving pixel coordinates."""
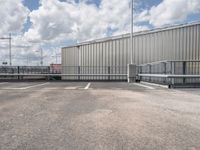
[{"left": 62, "top": 22, "right": 200, "bottom": 80}]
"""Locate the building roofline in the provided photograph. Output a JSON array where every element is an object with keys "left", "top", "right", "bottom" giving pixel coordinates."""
[{"left": 62, "top": 21, "right": 200, "bottom": 49}]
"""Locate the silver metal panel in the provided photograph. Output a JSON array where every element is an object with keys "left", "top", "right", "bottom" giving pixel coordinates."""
[{"left": 62, "top": 23, "right": 200, "bottom": 80}]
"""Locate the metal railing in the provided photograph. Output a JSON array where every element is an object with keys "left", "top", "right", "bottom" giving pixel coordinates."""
[
  {"left": 0, "top": 66, "right": 127, "bottom": 81},
  {"left": 0, "top": 66, "right": 50, "bottom": 80},
  {"left": 61, "top": 66, "right": 127, "bottom": 81},
  {"left": 138, "top": 60, "right": 200, "bottom": 88}
]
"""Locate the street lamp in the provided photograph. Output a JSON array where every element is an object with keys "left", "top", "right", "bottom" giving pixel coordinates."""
[
  {"left": 35, "top": 48, "right": 43, "bottom": 66},
  {"left": 51, "top": 53, "right": 61, "bottom": 64},
  {"left": 0, "top": 33, "right": 12, "bottom": 66},
  {"left": 130, "top": 0, "right": 134, "bottom": 64}
]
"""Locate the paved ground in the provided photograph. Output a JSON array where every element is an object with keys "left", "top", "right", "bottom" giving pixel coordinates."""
[{"left": 0, "top": 82, "right": 200, "bottom": 150}]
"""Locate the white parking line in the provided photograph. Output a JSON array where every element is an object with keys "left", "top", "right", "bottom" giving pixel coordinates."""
[
  {"left": 133, "top": 83, "right": 155, "bottom": 90},
  {"left": 84, "top": 83, "right": 91, "bottom": 90},
  {"left": 64, "top": 86, "right": 81, "bottom": 90},
  {"left": 141, "top": 82, "right": 168, "bottom": 88},
  {"left": 3, "top": 82, "right": 49, "bottom": 90},
  {"left": 0, "top": 82, "right": 8, "bottom": 85}
]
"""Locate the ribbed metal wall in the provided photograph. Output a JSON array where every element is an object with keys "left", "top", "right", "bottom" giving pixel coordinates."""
[{"left": 62, "top": 22, "right": 200, "bottom": 80}]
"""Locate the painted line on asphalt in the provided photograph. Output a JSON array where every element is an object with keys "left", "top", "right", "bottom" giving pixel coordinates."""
[
  {"left": 3, "top": 82, "right": 49, "bottom": 90},
  {"left": 21, "top": 82, "right": 50, "bottom": 89},
  {"left": 0, "top": 82, "right": 8, "bottom": 85},
  {"left": 133, "top": 83, "right": 155, "bottom": 90},
  {"left": 84, "top": 83, "right": 91, "bottom": 90},
  {"left": 141, "top": 82, "right": 168, "bottom": 89},
  {"left": 64, "top": 86, "right": 81, "bottom": 90}
]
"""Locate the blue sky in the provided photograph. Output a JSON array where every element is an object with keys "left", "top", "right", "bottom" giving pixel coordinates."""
[
  {"left": 21, "top": 0, "right": 200, "bottom": 35},
  {"left": 0, "top": 0, "right": 200, "bottom": 65}
]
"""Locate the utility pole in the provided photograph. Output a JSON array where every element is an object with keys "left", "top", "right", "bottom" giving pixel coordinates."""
[
  {"left": 35, "top": 48, "right": 43, "bottom": 66},
  {"left": 0, "top": 33, "right": 12, "bottom": 66},
  {"left": 40, "top": 48, "right": 43, "bottom": 66},
  {"left": 9, "top": 33, "right": 12, "bottom": 66},
  {"left": 52, "top": 53, "right": 61, "bottom": 64},
  {"left": 130, "top": 0, "right": 134, "bottom": 64}
]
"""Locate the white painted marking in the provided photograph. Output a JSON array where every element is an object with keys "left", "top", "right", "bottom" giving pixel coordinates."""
[
  {"left": 0, "top": 82, "right": 8, "bottom": 85},
  {"left": 43, "top": 88, "right": 59, "bottom": 90},
  {"left": 3, "top": 82, "right": 49, "bottom": 90},
  {"left": 133, "top": 83, "right": 155, "bottom": 90},
  {"left": 64, "top": 86, "right": 80, "bottom": 90},
  {"left": 141, "top": 82, "right": 168, "bottom": 88},
  {"left": 21, "top": 82, "right": 49, "bottom": 89},
  {"left": 84, "top": 83, "right": 91, "bottom": 90}
]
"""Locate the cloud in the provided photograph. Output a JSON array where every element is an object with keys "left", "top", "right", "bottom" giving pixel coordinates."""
[
  {"left": 137, "top": 0, "right": 200, "bottom": 27},
  {"left": 3, "top": 0, "right": 200, "bottom": 65},
  {"left": 0, "top": 0, "right": 29, "bottom": 36},
  {"left": 24, "top": 0, "right": 148, "bottom": 43}
]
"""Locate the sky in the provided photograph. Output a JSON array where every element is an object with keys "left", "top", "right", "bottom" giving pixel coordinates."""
[{"left": 0, "top": 0, "right": 200, "bottom": 66}]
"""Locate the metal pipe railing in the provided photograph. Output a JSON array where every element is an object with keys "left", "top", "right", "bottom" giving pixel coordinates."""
[
  {"left": 0, "top": 74, "right": 127, "bottom": 76},
  {"left": 137, "top": 60, "right": 200, "bottom": 87}
]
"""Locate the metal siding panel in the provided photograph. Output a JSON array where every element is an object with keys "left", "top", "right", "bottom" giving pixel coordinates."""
[
  {"left": 137, "top": 36, "right": 142, "bottom": 64},
  {"left": 150, "top": 33, "right": 153, "bottom": 63},
  {"left": 62, "top": 23, "right": 200, "bottom": 81},
  {"left": 120, "top": 39, "right": 123, "bottom": 80},
  {"left": 116, "top": 40, "right": 120, "bottom": 80},
  {"left": 102, "top": 42, "right": 105, "bottom": 80},
  {"left": 135, "top": 36, "right": 139, "bottom": 64},
  {"left": 197, "top": 25, "right": 200, "bottom": 60},
  {"left": 146, "top": 34, "right": 150, "bottom": 63}
]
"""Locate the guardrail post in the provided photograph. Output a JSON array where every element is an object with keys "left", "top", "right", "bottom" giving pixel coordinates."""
[
  {"left": 128, "top": 64, "right": 136, "bottom": 83},
  {"left": 47, "top": 66, "right": 51, "bottom": 80},
  {"left": 108, "top": 66, "right": 110, "bottom": 80},
  {"left": 78, "top": 66, "right": 80, "bottom": 80},
  {"left": 149, "top": 64, "right": 151, "bottom": 82},
  {"left": 183, "top": 61, "right": 186, "bottom": 84},
  {"left": 170, "top": 61, "right": 175, "bottom": 87},
  {"left": 17, "top": 66, "right": 20, "bottom": 80},
  {"left": 163, "top": 62, "right": 167, "bottom": 84}
]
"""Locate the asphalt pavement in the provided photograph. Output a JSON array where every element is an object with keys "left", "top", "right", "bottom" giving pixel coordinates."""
[{"left": 0, "top": 82, "right": 200, "bottom": 150}]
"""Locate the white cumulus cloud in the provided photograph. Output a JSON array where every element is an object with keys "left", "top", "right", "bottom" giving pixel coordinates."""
[
  {"left": 24, "top": 0, "right": 148, "bottom": 43},
  {"left": 137, "top": 0, "right": 200, "bottom": 27},
  {"left": 0, "top": 0, "right": 29, "bottom": 36}
]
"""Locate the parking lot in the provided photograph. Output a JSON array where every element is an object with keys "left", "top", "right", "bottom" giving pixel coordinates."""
[{"left": 0, "top": 81, "right": 200, "bottom": 150}]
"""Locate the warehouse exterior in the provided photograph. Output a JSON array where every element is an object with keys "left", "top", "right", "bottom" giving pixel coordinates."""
[{"left": 62, "top": 22, "right": 200, "bottom": 80}]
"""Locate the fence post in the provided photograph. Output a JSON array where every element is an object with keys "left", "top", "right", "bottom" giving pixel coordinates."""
[
  {"left": 127, "top": 64, "right": 136, "bottom": 83},
  {"left": 17, "top": 66, "right": 20, "bottom": 80},
  {"left": 170, "top": 61, "right": 175, "bottom": 88},
  {"left": 163, "top": 62, "right": 167, "bottom": 84},
  {"left": 149, "top": 64, "right": 151, "bottom": 82},
  {"left": 183, "top": 61, "right": 186, "bottom": 84},
  {"left": 47, "top": 66, "right": 50, "bottom": 80},
  {"left": 108, "top": 66, "right": 110, "bottom": 81},
  {"left": 78, "top": 66, "right": 80, "bottom": 80}
]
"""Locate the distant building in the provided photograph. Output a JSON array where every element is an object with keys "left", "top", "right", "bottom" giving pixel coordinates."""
[{"left": 50, "top": 64, "right": 61, "bottom": 74}]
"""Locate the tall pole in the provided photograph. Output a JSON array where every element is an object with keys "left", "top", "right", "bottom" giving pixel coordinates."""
[
  {"left": 9, "top": 33, "right": 12, "bottom": 66},
  {"left": 40, "top": 48, "right": 43, "bottom": 66},
  {"left": 130, "top": 0, "right": 134, "bottom": 64},
  {"left": 0, "top": 33, "right": 12, "bottom": 66}
]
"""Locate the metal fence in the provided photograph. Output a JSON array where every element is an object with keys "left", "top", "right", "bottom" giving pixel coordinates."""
[
  {"left": 138, "top": 60, "right": 200, "bottom": 87},
  {"left": 0, "top": 66, "right": 50, "bottom": 80},
  {"left": 61, "top": 66, "right": 127, "bottom": 81},
  {"left": 0, "top": 66, "right": 127, "bottom": 81}
]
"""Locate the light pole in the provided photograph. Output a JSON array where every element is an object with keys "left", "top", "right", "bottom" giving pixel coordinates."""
[
  {"left": 130, "top": 0, "right": 134, "bottom": 64},
  {"left": 40, "top": 48, "right": 43, "bottom": 66},
  {"left": 35, "top": 48, "right": 43, "bottom": 66},
  {"left": 0, "top": 33, "right": 12, "bottom": 66},
  {"left": 51, "top": 53, "right": 61, "bottom": 64}
]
